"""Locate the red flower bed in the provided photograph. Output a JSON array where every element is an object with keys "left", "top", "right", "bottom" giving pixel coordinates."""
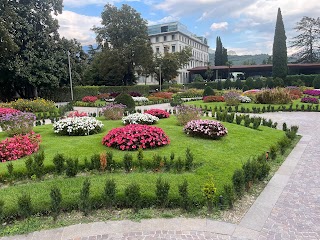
[
  {"left": 67, "top": 111, "right": 88, "bottom": 118},
  {"left": 0, "top": 132, "right": 41, "bottom": 162},
  {"left": 0, "top": 108, "right": 20, "bottom": 116},
  {"left": 144, "top": 109, "right": 170, "bottom": 118},
  {"left": 82, "top": 96, "right": 98, "bottom": 103},
  {"left": 203, "top": 96, "right": 225, "bottom": 102},
  {"left": 102, "top": 124, "right": 170, "bottom": 150},
  {"left": 150, "top": 92, "right": 173, "bottom": 99}
]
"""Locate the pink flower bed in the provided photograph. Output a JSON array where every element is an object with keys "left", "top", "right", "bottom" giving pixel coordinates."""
[
  {"left": 0, "top": 132, "right": 41, "bottom": 162},
  {"left": 144, "top": 109, "right": 170, "bottom": 118},
  {"left": 303, "top": 89, "right": 320, "bottom": 96},
  {"left": 82, "top": 96, "right": 98, "bottom": 103},
  {"left": 0, "top": 108, "right": 20, "bottom": 116},
  {"left": 301, "top": 97, "right": 319, "bottom": 104},
  {"left": 184, "top": 120, "right": 228, "bottom": 139},
  {"left": 67, "top": 111, "right": 88, "bottom": 118},
  {"left": 102, "top": 124, "right": 170, "bottom": 150}
]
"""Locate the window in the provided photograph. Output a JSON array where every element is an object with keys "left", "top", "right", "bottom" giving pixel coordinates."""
[
  {"left": 163, "top": 35, "right": 167, "bottom": 41},
  {"left": 161, "top": 26, "right": 168, "bottom": 32},
  {"left": 156, "top": 47, "right": 160, "bottom": 53},
  {"left": 172, "top": 34, "right": 175, "bottom": 40},
  {"left": 172, "top": 45, "right": 175, "bottom": 52},
  {"left": 156, "top": 37, "right": 159, "bottom": 42}
]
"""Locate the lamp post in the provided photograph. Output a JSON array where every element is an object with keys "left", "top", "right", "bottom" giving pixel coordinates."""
[
  {"left": 67, "top": 51, "right": 74, "bottom": 101},
  {"left": 159, "top": 64, "right": 162, "bottom": 92}
]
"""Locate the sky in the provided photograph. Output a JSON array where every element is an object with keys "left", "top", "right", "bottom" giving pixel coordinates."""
[{"left": 55, "top": 0, "right": 320, "bottom": 56}]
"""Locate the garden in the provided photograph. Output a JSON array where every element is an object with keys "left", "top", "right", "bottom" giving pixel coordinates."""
[{"left": 0, "top": 86, "right": 303, "bottom": 236}]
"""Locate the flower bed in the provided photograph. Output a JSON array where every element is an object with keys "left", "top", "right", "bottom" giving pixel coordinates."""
[
  {"left": 122, "top": 113, "right": 159, "bottom": 125},
  {"left": 53, "top": 117, "right": 103, "bottom": 136},
  {"left": 102, "top": 124, "right": 170, "bottom": 150},
  {"left": 67, "top": 111, "right": 88, "bottom": 118},
  {"left": 223, "top": 91, "right": 241, "bottom": 106},
  {"left": 184, "top": 120, "right": 228, "bottom": 139},
  {"left": 101, "top": 103, "right": 126, "bottom": 120},
  {"left": 0, "top": 98, "right": 57, "bottom": 112},
  {"left": 149, "top": 92, "right": 173, "bottom": 99},
  {"left": 132, "top": 97, "right": 149, "bottom": 103},
  {"left": 144, "top": 109, "right": 170, "bottom": 118},
  {"left": 203, "top": 96, "right": 225, "bottom": 103},
  {"left": 301, "top": 97, "right": 319, "bottom": 104},
  {"left": 0, "top": 108, "right": 20, "bottom": 116},
  {"left": 175, "top": 105, "right": 202, "bottom": 126},
  {"left": 0, "top": 111, "right": 36, "bottom": 136},
  {"left": 303, "top": 89, "right": 320, "bottom": 96},
  {"left": 238, "top": 96, "right": 251, "bottom": 103},
  {"left": 82, "top": 96, "right": 98, "bottom": 103},
  {"left": 243, "top": 89, "right": 261, "bottom": 95},
  {"left": 0, "top": 132, "right": 41, "bottom": 162}
]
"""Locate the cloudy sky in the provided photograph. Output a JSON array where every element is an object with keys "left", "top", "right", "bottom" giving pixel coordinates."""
[{"left": 56, "top": 0, "right": 320, "bottom": 55}]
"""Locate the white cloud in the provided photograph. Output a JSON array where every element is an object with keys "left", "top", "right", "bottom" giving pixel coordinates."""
[
  {"left": 210, "top": 22, "right": 228, "bottom": 31},
  {"left": 55, "top": 11, "right": 101, "bottom": 46},
  {"left": 63, "top": 0, "right": 141, "bottom": 7}
]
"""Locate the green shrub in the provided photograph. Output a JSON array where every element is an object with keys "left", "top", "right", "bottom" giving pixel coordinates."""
[
  {"left": 256, "top": 160, "right": 270, "bottom": 181},
  {"left": 286, "top": 125, "right": 299, "bottom": 140},
  {"left": 33, "top": 151, "right": 45, "bottom": 179},
  {"left": 313, "top": 75, "right": 320, "bottom": 88},
  {"left": 269, "top": 145, "right": 278, "bottom": 160},
  {"left": 50, "top": 186, "right": 62, "bottom": 222},
  {"left": 282, "top": 122, "right": 287, "bottom": 131},
  {"left": 90, "top": 153, "right": 100, "bottom": 171},
  {"left": 202, "top": 176, "right": 217, "bottom": 213},
  {"left": 178, "top": 179, "right": 189, "bottom": 210},
  {"left": 106, "top": 151, "right": 115, "bottom": 172},
  {"left": 123, "top": 153, "right": 133, "bottom": 173},
  {"left": 235, "top": 115, "right": 243, "bottom": 125},
  {"left": 137, "top": 148, "right": 144, "bottom": 171},
  {"left": 114, "top": 93, "right": 135, "bottom": 112},
  {"left": 18, "top": 193, "right": 32, "bottom": 218},
  {"left": 156, "top": 177, "right": 170, "bottom": 207},
  {"left": 185, "top": 148, "right": 193, "bottom": 171},
  {"left": 0, "top": 199, "right": 4, "bottom": 221},
  {"left": 125, "top": 182, "right": 141, "bottom": 212},
  {"left": 103, "top": 178, "right": 116, "bottom": 208},
  {"left": 53, "top": 153, "right": 65, "bottom": 174},
  {"left": 66, "top": 158, "right": 79, "bottom": 177},
  {"left": 25, "top": 156, "right": 34, "bottom": 178},
  {"left": 79, "top": 179, "right": 91, "bottom": 216},
  {"left": 203, "top": 86, "right": 214, "bottom": 97},
  {"left": 223, "top": 184, "right": 235, "bottom": 209},
  {"left": 7, "top": 162, "right": 14, "bottom": 179},
  {"left": 152, "top": 154, "right": 162, "bottom": 171},
  {"left": 252, "top": 117, "right": 261, "bottom": 129},
  {"left": 278, "top": 137, "right": 290, "bottom": 155},
  {"left": 232, "top": 169, "right": 245, "bottom": 198},
  {"left": 175, "top": 157, "right": 184, "bottom": 173}
]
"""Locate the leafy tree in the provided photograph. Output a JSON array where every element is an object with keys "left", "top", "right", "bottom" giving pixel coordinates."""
[
  {"left": 93, "top": 4, "right": 153, "bottom": 85},
  {"left": 291, "top": 16, "right": 320, "bottom": 63},
  {"left": 272, "top": 8, "right": 287, "bottom": 79},
  {"left": 215, "top": 37, "right": 228, "bottom": 66},
  {"left": 205, "top": 65, "right": 214, "bottom": 81},
  {"left": 235, "top": 79, "right": 243, "bottom": 89},
  {"left": 245, "top": 77, "right": 255, "bottom": 89}
]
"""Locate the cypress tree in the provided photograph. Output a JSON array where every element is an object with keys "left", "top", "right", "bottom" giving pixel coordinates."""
[
  {"left": 272, "top": 8, "right": 287, "bottom": 79},
  {"left": 215, "top": 37, "right": 222, "bottom": 66}
]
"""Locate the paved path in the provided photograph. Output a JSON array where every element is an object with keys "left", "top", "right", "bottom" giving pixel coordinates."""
[{"left": 1, "top": 112, "right": 319, "bottom": 240}]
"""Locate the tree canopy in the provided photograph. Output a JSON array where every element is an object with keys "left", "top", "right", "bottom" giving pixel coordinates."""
[
  {"left": 291, "top": 16, "right": 320, "bottom": 63},
  {"left": 214, "top": 37, "right": 228, "bottom": 66}
]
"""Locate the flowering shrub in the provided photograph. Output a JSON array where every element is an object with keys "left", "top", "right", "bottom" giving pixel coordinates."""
[
  {"left": 243, "top": 89, "right": 261, "bottom": 95},
  {"left": 301, "top": 97, "right": 319, "bottom": 104},
  {"left": 128, "top": 92, "right": 142, "bottom": 97},
  {"left": 132, "top": 97, "right": 149, "bottom": 102},
  {"left": 203, "top": 96, "right": 225, "bottom": 102},
  {"left": 149, "top": 92, "right": 173, "bottom": 100},
  {"left": 0, "top": 108, "right": 20, "bottom": 116},
  {"left": 102, "top": 124, "right": 170, "bottom": 150},
  {"left": 82, "top": 96, "right": 98, "bottom": 103},
  {"left": 97, "top": 93, "right": 110, "bottom": 99},
  {"left": 303, "top": 89, "right": 320, "bottom": 96},
  {"left": 223, "top": 91, "right": 241, "bottom": 106},
  {"left": 0, "top": 132, "right": 41, "bottom": 162},
  {"left": 67, "top": 111, "right": 88, "bottom": 118},
  {"left": 145, "top": 109, "right": 170, "bottom": 118},
  {"left": 184, "top": 120, "right": 228, "bottom": 139},
  {"left": 286, "top": 86, "right": 303, "bottom": 98},
  {"left": 53, "top": 117, "right": 103, "bottom": 136},
  {"left": 238, "top": 96, "right": 251, "bottom": 103},
  {"left": 175, "top": 105, "right": 202, "bottom": 126},
  {"left": 101, "top": 103, "right": 126, "bottom": 120},
  {"left": 122, "top": 113, "right": 159, "bottom": 125},
  {"left": 2, "top": 98, "right": 57, "bottom": 112},
  {"left": 0, "top": 112, "right": 36, "bottom": 136},
  {"left": 255, "top": 88, "right": 291, "bottom": 104}
]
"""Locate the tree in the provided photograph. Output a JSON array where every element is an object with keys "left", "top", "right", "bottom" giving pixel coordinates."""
[
  {"left": 272, "top": 8, "right": 287, "bottom": 79},
  {"left": 205, "top": 64, "right": 214, "bottom": 81},
  {"left": 215, "top": 37, "right": 228, "bottom": 66},
  {"left": 291, "top": 16, "right": 320, "bottom": 63},
  {"left": 93, "top": 4, "right": 153, "bottom": 85}
]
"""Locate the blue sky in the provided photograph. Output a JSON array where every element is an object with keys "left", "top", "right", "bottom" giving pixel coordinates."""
[{"left": 56, "top": 0, "right": 320, "bottom": 55}]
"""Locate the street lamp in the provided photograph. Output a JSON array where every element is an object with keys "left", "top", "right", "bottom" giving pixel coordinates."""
[
  {"left": 67, "top": 51, "right": 74, "bottom": 101},
  {"left": 159, "top": 64, "right": 162, "bottom": 92}
]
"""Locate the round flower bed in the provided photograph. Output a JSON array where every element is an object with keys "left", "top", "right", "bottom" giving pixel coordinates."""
[
  {"left": 122, "top": 113, "right": 159, "bottom": 125},
  {"left": 184, "top": 120, "right": 228, "bottom": 139},
  {"left": 53, "top": 117, "right": 103, "bottom": 136},
  {"left": 144, "top": 109, "right": 170, "bottom": 118},
  {"left": 102, "top": 124, "right": 170, "bottom": 150},
  {"left": 101, "top": 103, "right": 126, "bottom": 120}
]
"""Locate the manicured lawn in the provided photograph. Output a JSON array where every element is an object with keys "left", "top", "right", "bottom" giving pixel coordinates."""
[{"left": 0, "top": 116, "right": 285, "bottom": 218}]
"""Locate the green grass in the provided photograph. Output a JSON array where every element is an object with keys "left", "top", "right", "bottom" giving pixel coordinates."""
[{"left": 0, "top": 116, "right": 285, "bottom": 220}]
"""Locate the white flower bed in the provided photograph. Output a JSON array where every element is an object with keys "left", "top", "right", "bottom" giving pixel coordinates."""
[
  {"left": 53, "top": 117, "right": 104, "bottom": 136},
  {"left": 238, "top": 96, "right": 252, "bottom": 103},
  {"left": 132, "top": 96, "right": 149, "bottom": 102},
  {"left": 122, "top": 113, "right": 159, "bottom": 125}
]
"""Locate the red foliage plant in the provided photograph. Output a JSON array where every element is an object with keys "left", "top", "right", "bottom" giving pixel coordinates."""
[
  {"left": 0, "top": 132, "right": 41, "bottom": 162},
  {"left": 144, "top": 109, "right": 170, "bottom": 118},
  {"left": 102, "top": 124, "right": 170, "bottom": 151},
  {"left": 150, "top": 92, "right": 173, "bottom": 99},
  {"left": 82, "top": 96, "right": 98, "bottom": 103},
  {"left": 203, "top": 96, "right": 225, "bottom": 102}
]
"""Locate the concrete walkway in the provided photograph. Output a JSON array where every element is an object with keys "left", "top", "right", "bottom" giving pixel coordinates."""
[{"left": 1, "top": 112, "right": 319, "bottom": 240}]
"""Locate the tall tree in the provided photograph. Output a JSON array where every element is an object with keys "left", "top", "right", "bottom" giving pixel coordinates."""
[
  {"left": 291, "top": 16, "right": 320, "bottom": 63},
  {"left": 272, "top": 8, "right": 287, "bottom": 79},
  {"left": 93, "top": 4, "right": 153, "bottom": 85},
  {"left": 214, "top": 37, "right": 228, "bottom": 66}
]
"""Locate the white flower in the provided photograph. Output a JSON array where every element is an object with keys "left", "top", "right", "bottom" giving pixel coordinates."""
[
  {"left": 132, "top": 97, "right": 149, "bottom": 102},
  {"left": 122, "top": 113, "right": 159, "bottom": 125}
]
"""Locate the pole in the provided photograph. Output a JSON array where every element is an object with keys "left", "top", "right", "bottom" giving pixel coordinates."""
[
  {"left": 159, "top": 65, "right": 162, "bottom": 92},
  {"left": 67, "top": 51, "right": 74, "bottom": 101}
]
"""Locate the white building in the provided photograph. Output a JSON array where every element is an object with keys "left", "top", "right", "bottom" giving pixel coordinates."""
[{"left": 139, "top": 22, "right": 209, "bottom": 84}]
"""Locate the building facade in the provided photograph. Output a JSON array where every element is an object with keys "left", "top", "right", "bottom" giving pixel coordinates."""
[{"left": 139, "top": 22, "right": 209, "bottom": 84}]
